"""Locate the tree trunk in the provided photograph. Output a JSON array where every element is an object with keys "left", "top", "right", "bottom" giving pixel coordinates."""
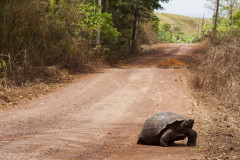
[
  {"left": 229, "top": 2, "right": 233, "bottom": 27},
  {"left": 132, "top": 15, "right": 138, "bottom": 48},
  {"left": 213, "top": 0, "right": 220, "bottom": 37},
  {"left": 96, "top": 0, "right": 101, "bottom": 46},
  {"left": 201, "top": 14, "right": 205, "bottom": 37},
  {"left": 104, "top": 0, "right": 109, "bottom": 12},
  {"left": 131, "top": 1, "right": 139, "bottom": 51}
]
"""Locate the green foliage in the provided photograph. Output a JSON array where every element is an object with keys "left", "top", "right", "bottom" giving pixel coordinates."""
[
  {"left": 152, "top": 16, "right": 160, "bottom": 35},
  {"left": 111, "top": 0, "right": 169, "bottom": 21},
  {"left": 161, "top": 22, "right": 171, "bottom": 32},
  {"left": 97, "top": 0, "right": 171, "bottom": 61},
  {"left": 158, "top": 22, "right": 172, "bottom": 42},
  {"left": 203, "top": 23, "right": 214, "bottom": 33},
  {"left": 158, "top": 22, "right": 200, "bottom": 43},
  {"left": 110, "top": 0, "right": 170, "bottom": 41},
  {"left": 183, "top": 35, "right": 200, "bottom": 43},
  {"left": 78, "top": 3, "right": 120, "bottom": 41},
  {"left": 206, "top": 3, "right": 240, "bottom": 35},
  {"left": 233, "top": 10, "right": 240, "bottom": 28}
]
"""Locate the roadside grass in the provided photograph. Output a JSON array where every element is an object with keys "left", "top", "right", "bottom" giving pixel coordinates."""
[{"left": 185, "top": 35, "right": 240, "bottom": 159}]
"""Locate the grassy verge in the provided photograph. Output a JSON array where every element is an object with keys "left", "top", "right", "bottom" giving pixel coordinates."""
[{"left": 185, "top": 36, "right": 240, "bottom": 159}]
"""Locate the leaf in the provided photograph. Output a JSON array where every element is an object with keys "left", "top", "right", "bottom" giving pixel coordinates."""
[
  {"left": 2, "top": 60, "right": 7, "bottom": 68},
  {"left": 218, "top": 146, "right": 225, "bottom": 149},
  {"left": 189, "top": 149, "right": 204, "bottom": 151}
]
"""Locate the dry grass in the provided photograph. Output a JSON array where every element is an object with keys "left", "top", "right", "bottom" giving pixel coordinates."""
[
  {"left": 0, "top": 67, "right": 75, "bottom": 108},
  {"left": 193, "top": 37, "right": 240, "bottom": 112},
  {"left": 187, "top": 35, "right": 240, "bottom": 159}
]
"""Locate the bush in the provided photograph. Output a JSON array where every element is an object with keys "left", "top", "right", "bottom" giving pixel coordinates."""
[{"left": 158, "top": 22, "right": 200, "bottom": 43}]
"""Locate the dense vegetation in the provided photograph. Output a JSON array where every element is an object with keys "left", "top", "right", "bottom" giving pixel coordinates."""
[{"left": 0, "top": 0, "right": 168, "bottom": 86}]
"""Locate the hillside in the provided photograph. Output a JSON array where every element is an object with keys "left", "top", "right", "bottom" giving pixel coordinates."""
[{"left": 156, "top": 13, "right": 212, "bottom": 37}]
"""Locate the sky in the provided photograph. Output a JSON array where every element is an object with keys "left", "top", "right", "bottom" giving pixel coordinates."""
[{"left": 157, "top": 0, "right": 213, "bottom": 18}]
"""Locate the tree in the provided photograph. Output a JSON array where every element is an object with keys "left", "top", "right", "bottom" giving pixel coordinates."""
[
  {"left": 108, "top": 0, "right": 169, "bottom": 50},
  {"left": 213, "top": 0, "right": 220, "bottom": 37},
  {"left": 222, "top": 0, "right": 240, "bottom": 26},
  {"left": 104, "top": 0, "right": 109, "bottom": 12},
  {"left": 96, "top": 0, "right": 101, "bottom": 46},
  {"left": 229, "top": 0, "right": 233, "bottom": 26},
  {"left": 207, "top": 0, "right": 240, "bottom": 27},
  {"left": 79, "top": 3, "right": 120, "bottom": 41},
  {"left": 131, "top": 0, "right": 169, "bottom": 49}
]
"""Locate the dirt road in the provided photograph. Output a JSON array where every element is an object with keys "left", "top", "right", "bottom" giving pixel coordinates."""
[{"left": 0, "top": 44, "right": 204, "bottom": 160}]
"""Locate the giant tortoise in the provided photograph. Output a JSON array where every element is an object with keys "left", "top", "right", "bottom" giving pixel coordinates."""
[{"left": 137, "top": 112, "right": 197, "bottom": 147}]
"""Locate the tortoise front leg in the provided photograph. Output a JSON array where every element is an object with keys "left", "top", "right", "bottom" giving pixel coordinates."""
[
  {"left": 185, "top": 128, "right": 197, "bottom": 146},
  {"left": 160, "top": 129, "right": 178, "bottom": 147}
]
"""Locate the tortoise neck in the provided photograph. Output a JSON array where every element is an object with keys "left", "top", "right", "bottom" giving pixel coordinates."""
[
  {"left": 180, "top": 121, "right": 192, "bottom": 131},
  {"left": 180, "top": 123, "right": 187, "bottom": 131}
]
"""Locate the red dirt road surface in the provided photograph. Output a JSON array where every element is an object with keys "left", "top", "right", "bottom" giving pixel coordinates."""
[{"left": 0, "top": 44, "right": 204, "bottom": 160}]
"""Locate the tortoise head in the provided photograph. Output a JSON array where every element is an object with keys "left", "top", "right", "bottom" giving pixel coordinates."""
[{"left": 182, "top": 119, "right": 194, "bottom": 128}]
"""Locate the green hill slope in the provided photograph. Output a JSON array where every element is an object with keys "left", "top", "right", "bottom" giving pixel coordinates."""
[{"left": 156, "top": 13, "right": 212, "bottom": 37}]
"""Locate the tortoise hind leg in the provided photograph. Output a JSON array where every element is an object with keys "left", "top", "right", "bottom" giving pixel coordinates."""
[
  {"left": 160, "top": 129, "right": 178, "bottom": 147},
  {"left": 137, "top": 139, "right": 144, "bottom": 145},
  {"left": 167, "top": 140, "right": 175, "bottom": 146},
  {"left": 185, "top": 128, "right": 197, "bottom": 146}
]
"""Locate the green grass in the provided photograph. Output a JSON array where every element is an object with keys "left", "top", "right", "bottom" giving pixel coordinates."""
[{"left": 155, "top": 13, "right": 212, "bottom": 37}]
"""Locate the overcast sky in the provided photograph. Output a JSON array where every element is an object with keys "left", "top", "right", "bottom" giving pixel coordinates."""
[{"left": 157, "top": 0, "right": 213, "bottom": 18}]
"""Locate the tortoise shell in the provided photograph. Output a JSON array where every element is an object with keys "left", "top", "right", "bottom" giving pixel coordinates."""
[{"left": 137, "top": 112, "right": 185, "bottom": 140}]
